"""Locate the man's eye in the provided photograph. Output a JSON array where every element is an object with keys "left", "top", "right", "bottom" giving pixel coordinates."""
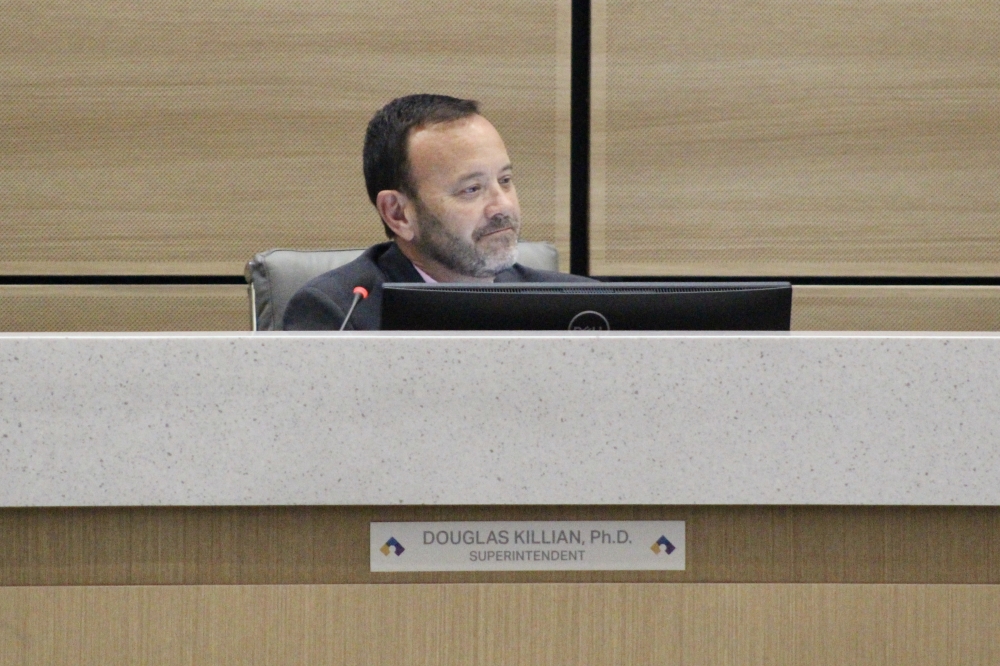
[{"left": 463, "top": 185, "right": 481, "bottom": 194}]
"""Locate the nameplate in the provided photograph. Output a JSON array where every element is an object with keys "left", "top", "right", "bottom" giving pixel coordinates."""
[{"left": 370, "top": 521, "right": 685, "bottom": 572}]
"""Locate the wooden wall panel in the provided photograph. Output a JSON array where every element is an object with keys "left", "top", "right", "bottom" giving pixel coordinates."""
[
  {"left": 1, "top": 1, "right": 571, "bottom": 275},
  {"left": 793, "top": 286, "right": 1000, "bottom": 331},
  {"left": 0, "top": 285, "right": 249, "bottom": 331},
  {"left": 1, "top": 583, "right": 998, "bottom": 665},
  {"left": 591, "top": 0, "right": 1000, "bottom": 277},
  {"left": 3, "top": 506, "right": 998, "bottom": 586},
  {"left": 3, "top": 285, "right": 997, "bottom": 332}
]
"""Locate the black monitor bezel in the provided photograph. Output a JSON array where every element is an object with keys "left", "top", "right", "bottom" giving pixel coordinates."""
[{"left": 380, "top": 281, "right": 792, "bottom": 331}]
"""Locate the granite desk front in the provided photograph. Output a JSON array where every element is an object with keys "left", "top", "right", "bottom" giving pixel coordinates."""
[{"left": 1, "top": 332, "right": 998, "bottom": 506}]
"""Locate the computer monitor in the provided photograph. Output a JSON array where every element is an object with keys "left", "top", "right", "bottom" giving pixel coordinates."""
[{"left": 380, "top": 282, "right": 792, "bottom": 331}]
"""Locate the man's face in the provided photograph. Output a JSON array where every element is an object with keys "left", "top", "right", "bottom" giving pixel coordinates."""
[{"left": 404, "top": 115, "right": 522, "bottom": 278}]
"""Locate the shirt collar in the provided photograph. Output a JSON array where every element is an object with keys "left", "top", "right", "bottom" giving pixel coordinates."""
[{"left": 413, "top": 264, "right": 438, "bottom": 283}]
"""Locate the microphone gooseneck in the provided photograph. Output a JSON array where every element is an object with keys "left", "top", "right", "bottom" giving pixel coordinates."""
[{"left": 339, "top": 286, "right": 370, "bottom": 331}]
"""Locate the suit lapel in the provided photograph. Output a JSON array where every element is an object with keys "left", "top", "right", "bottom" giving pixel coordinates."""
[{"left": 377, "top": 242, "right": 424, "bottom": 283}]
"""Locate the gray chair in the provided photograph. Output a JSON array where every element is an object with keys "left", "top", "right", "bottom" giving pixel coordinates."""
[{"left": 244, "top": 241, "right": 560, "bottom": 331}]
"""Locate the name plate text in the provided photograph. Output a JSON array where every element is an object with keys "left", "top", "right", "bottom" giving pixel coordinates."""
[{"left": 370, "top": 521, "right": 685, "bottom": 572}]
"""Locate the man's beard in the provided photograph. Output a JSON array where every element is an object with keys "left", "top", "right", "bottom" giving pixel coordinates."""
[{"left": 411, "top": 202, "right": 520, "bottom": 278}]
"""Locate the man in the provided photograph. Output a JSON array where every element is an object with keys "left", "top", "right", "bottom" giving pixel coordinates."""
[{"left": 282, "top": 94, "right": 590, "bottom": 331}]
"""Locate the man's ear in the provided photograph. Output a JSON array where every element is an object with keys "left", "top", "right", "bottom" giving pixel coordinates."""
[{"left": 376, "top": 190, "right": 417, "bottom": 241}]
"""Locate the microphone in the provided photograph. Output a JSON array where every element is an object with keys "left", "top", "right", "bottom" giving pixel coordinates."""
[{"left": 339, "top": 285, "right": 370, "bottom": 331}]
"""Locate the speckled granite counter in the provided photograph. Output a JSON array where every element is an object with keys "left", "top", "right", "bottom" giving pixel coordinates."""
[{"left": 0, "top": 332, "right": 997, "bottom": 506}]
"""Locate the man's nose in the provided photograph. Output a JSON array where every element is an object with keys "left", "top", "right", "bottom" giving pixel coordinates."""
[{"left": 484, "top": 181, "right": 516, "bottom": 216}]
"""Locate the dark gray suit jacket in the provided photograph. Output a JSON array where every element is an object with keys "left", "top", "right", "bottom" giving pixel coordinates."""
[{"left": 282, "top": 241, "right": 593, "bottom": 330}]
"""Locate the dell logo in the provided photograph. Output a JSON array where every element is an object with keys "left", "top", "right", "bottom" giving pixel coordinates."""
[{"left": 568, "top": 310, "right": 610, "bottom": 331}]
